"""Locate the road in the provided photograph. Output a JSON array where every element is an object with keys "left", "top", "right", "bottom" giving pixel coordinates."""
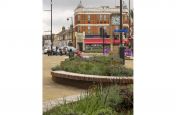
[{"left": 43, "top": 55, "right": 84, "bottom": 101}]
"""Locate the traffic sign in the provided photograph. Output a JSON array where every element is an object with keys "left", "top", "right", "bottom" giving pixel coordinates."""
[{"left": 114, "top": 29, "right": 128, "bottom": 33}]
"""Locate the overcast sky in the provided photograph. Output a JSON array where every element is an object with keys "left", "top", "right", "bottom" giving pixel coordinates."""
[{"left": 43, "top": 0, "right": 133, "bottom": 35}]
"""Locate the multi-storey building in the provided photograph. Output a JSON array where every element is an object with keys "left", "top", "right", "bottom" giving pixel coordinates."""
[
  {"left": 74, "top": 1, "right": 131, "bottom": 51},
  {"left": 55, "top": 26, "right": 73, "bottom": 48},
  {"left": 43, "top": 34, "right": 55, "bottom": 50}
]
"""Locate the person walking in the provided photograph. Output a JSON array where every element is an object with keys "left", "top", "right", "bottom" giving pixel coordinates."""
[
  {"left": 68, "top": 49, "right": 74, "bottom": 58},
  {"left": 75, "top": 49, "right": 82, "bottom": 58}
]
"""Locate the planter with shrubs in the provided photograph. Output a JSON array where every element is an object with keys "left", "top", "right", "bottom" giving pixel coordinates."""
[{"left": 52, "top": 56, "right": 133, "bottom": 77}]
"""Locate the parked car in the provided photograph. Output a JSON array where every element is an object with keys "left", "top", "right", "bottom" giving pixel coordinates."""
[
  {"left": 67, "top": 46, "right": 76, "bottom": 52},
  {"left": 43, "top": 48, "right": 48, "bottom": 54},
  {"left": 58, "top": 47, "right": 67, "bottom": 55},
  {"left": 65, "top": 46, "right": 76, "bottom": 55}
]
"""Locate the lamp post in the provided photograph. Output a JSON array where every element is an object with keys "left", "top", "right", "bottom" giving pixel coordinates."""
[
  {"left": 51, "top": 0, "right": 53, "bottom": 51},
  {"left": 44, "top": 0, "right": 53, "bottom": 52},
  {"left": 67, "top": 17, "right": 73, "bottom": 46},
  {"left": 129, "top": 0, "right": 131, "bottom": 38},
  {"left": 119, "top": 0, "right": 125, "bottom": 64},
  {"left": 100, "top": 27, "right": 105, "bottom": 55}
]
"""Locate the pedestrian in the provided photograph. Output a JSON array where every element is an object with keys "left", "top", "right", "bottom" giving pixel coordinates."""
[
  {"left": 56, "top": 47, "right": 58, "bottom": 56},
  {"left": 75, "top": 49, "right": 82, "bottom": 58},
  {"left": 68, "top": 49, "right": 74, "bottom": 58},
  {"left": 47, "top": 47, "right": 51, "bottom": 56},
  {"left": 59, "top": 48, "right": 62, "bottom": 56}
]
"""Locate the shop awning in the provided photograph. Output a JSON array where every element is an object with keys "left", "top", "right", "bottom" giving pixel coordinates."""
[{"left": 84, "top": 38, "right": 129, "bottom": 44}]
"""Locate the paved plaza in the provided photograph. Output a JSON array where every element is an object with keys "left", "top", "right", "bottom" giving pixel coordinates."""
[
  {"left": 43, "top": 53, "right": 133, "bottom": 101},
  {"left": 43, "top": 55, "right": 84, "bottom": 101}
]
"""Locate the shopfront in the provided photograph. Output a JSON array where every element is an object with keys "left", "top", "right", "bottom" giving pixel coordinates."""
[{"left": 84, "top": 38, "right": 129, "bottom": 52}]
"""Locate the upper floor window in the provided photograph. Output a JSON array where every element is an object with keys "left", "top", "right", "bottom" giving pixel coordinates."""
[
  {"left": 100, "top": 15, "right": 103, "bottom": 21},
  {"left": 78, "top": 15, "right": 80, "bottom": 21},
  {"left": 88, "top": 26, "right": 91, "bottom": 34},
  {"left": 104, "top": 15, "right": 106, "bottom": 20},
  {"left": 78, "top": 26, "right": 80, "bottom": 32},
  {"left": 88, "top": 15, "right": 90, "bottom": 23},
  {"left": 88, "top": 15, "right": 90, "bottom": 21}
]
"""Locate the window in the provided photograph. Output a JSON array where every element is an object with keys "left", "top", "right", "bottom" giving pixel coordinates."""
[
  {"left": 88, "top": 15, "right": 90, "bottom": 23},
  {"left": 63, "top": 35, "right": 65, "bottom": 40},
  {"left": 100, "top": 15, "right": 102, "bottom": 21},
  {"left": 98, "top": 26, "right": 100, "bottom": 34},
  {"left": 104, "top": 26, "right": 106, "bottom": 30},
  {"left": 78, "top": 15, "right": 80, "bottom": 20},
  {"left": 78, "top": 26, "right": 80, "bottom": 32},
  {"left": 88, "top": 15, "right": 90, "bottom": 20},
  {"left": 77, "top": 15, "right": 80, "bottom": 23},
  {"left": 104, "top": 15, "right": 106, "bottom": 20},
  {"left": 88, "top": 26, "right": 91, "bottom": 34}
]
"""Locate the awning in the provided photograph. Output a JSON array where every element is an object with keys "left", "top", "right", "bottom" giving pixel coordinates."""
[{"left": 84, "top": 38, "right": 129, "bottom": 44}]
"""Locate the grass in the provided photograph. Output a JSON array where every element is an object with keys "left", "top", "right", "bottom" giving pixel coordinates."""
[{"left": 43, "top": 85, "right": 133, "bottom": 115}]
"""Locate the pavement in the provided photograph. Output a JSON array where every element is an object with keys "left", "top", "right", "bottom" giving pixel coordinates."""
[
  {"left": 43, "top": 94, "right": 81, "bottom": 112},
  {"left": 43, "top": 55, "right": 84, "bottom": 101},
  {"left": 43, "top": 53, "right": 133, "bottom": 112}
]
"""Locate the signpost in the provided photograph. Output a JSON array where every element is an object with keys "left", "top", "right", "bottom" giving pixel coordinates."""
[{"left": 113, "top": 29, "right": 127, "bottom": 65}]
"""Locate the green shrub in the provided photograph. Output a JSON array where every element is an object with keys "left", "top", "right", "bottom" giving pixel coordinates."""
[
  {"left": 110, "top": 65, "right": 133, "bottom": 76},
  {"left": 92, "top": 107, "right": 115, "bottom": 115},
  {"left": 43, "top": 85, "right": 133, "bottom": 115},
  {"left": 51, "top": 65, "right": 61, "bottom": 71},
  {"left": 51, "top": 56, "right": 133, "bottom": 76}
]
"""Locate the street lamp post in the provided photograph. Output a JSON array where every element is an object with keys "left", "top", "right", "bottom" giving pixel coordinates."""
[
  {"left": 67, "top": 17, "right": 73, "bottom": 46},
  {"left": 51, "top": 0, "right": 53, "bottom": 51},
  {"left": 100, "top": 27, "right": 105, "bottom": 55},
  {"left": 129, "top": 0, "right": 131, "bottom": 38},
  {"left": 43, "top": 0, "right": 53, "bottom": 53},
  {"left": 120, "top": 0, "right": 125, "bottom": 64}
]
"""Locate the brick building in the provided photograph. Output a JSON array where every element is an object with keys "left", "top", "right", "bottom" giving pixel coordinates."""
[{"left": 74, "top": 1, "right": 132, "bottom": 51}]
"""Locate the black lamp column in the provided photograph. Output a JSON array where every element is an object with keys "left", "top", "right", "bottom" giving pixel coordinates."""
[
  {"left": 120, "top": 0, "right": 125, "bottom": 64},
  {"left": 129, "top": 0, "right": 131, "bottom": 38},
  {"left": 100, "top": 27, "right": 105, "bottom": 55},
  {"left": 50, "top": 0, "right": 53, "bottom": 51}
]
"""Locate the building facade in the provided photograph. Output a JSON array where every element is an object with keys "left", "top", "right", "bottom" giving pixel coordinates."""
[
  {"left": 43, "top": 34, "right": 55, "bottom": 50},
  {"left": 74, "top": 1, "right": 132, "bottom": 51},
  {"left": 54, "top": 26, "right": 73, "bottom": 48}
]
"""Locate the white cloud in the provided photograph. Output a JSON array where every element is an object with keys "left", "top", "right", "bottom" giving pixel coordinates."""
[{"left": 43, "top": 9, "right": 74, "bottom": 34}]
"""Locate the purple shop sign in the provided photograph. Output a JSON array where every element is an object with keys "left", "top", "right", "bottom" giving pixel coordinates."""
[
  {"left": 104, "top": 48, "right": 110, "bottom": 55},
  {"left": 125, "top": 49, "right": 133, "bottom": 56}
]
